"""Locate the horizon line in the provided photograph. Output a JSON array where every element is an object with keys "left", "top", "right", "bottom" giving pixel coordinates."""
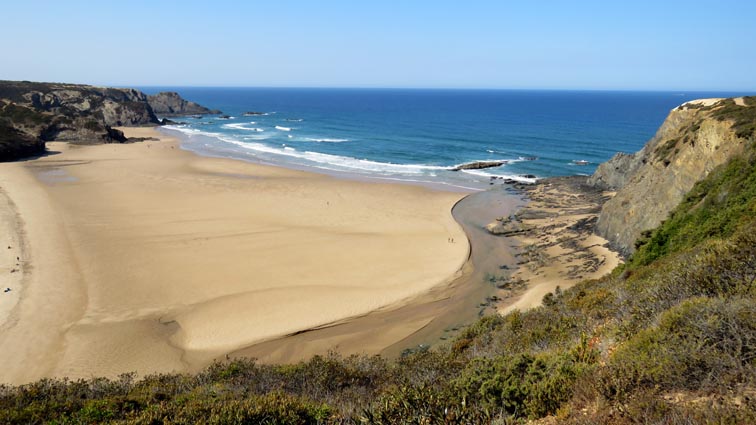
[
  {"left": 4, "top": 79, "right": 754, "bottom": 94},
  {"left": 122, "top": 85, "right": 756, "bottom": 94}
]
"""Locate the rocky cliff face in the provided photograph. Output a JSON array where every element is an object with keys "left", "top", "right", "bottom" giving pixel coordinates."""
[
  {"left": 147, "top": 92, "right": 221, "bottom": 116},
  {"left": 0, "top": 81, "right": 216, "bottom": 161},
  {"left": 589, "top": 97, "right": 755, "bottom": 256},
  {"left": 0, "top": 81, "right": 162, "bottom": 161}
]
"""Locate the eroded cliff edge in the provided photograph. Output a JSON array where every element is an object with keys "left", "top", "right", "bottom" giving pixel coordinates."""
[
  {"left": 0, "top": 81, "right": 218, "bottom": 161},
  {"left": 589, "top": 97, "right": 755, "bottom": 256},
  {"left": 147, "top": 91, "right": 221, "bottom": 116}
]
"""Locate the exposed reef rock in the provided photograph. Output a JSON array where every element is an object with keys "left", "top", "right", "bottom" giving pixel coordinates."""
[
  {"left": 147, "top": 92, "right": 222, "bottom": 116},
  {"left": 589, "top": 97, "right": 755, "bottom": 255},
  {"left": 452, "top": 160, "right": 507, "bottom": 171}
]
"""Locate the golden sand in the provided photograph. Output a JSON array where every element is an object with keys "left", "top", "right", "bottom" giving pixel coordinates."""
[{"left": 0, "top": 128, "right": 468, "bottom": 384}]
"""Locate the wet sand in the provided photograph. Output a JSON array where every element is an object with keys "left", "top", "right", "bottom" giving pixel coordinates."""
[
  {"left": 232, "top": 187, "right": 524, "bottom": 362},
  {"left": 234, "top": 175, "right": 623, "bottom": 362}
]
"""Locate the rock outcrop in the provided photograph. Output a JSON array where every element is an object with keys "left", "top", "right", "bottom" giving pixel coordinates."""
[
  {"left": 0, "top": 81, "right": 216, "bottom": 161},
  {"left": 452, "top": 160, "right": 508, "bottom": 171},
  {"left": 0, "top": 117, "right": 45, "bottom": 161},
  {"left": 589, "top": 97, "right": 755, "bottom": 255},
  {"left": 0, "top": 80, "right": 163, "bottom": 160},
  {"left": 147, "top": 92, "right": 221, "bottom": 116}
]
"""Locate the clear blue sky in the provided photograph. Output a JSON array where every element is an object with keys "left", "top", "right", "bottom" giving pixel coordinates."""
[{"left": 4, "top": 0, "right": 755, "bottom": 90}]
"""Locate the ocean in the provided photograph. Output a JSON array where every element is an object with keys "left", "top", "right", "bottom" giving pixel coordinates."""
[{"left": 141, "top": 88, "right": 748, "bottom": 191}]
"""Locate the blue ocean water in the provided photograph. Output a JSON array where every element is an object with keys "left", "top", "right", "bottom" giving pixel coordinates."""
[{"left": 141, "top": 88, "right": 749, "bottom": 191}]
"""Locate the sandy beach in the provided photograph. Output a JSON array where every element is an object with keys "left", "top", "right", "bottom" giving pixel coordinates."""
[
  {"left": 0, "top": 128, "right": 468, "bottom": 384},
  {"left": 232, "top": 187, "right": 524, "bottom": 363}
]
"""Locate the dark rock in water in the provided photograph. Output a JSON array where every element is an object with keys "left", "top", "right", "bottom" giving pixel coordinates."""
[
  {"left": 243, "top": 111, "right": 265, "bottom": 116},
  {"left": 147, "top": 92, "right": 221, "bottom": 116},
  {"left": 452, "top": 160, "right": 507, "bottom": 171},
  {"left": 160, "top": 118, "right": 181, "bottom": 125},
  {"left": 485, "top": 214, "right": 529, "bottom": 235},
  {"left": 218, "top": 115, "right": 231, "bottom": 119},
  {"left": 521, "top": 156, "right": 538, "bottom": 161},
  {"left": 521, "top": 174, "right": 537, "bottom": 179}
]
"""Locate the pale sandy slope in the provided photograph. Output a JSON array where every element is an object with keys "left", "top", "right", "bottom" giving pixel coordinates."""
[{"left": 0, "top": 128, "right": 468, "bottom": 384}]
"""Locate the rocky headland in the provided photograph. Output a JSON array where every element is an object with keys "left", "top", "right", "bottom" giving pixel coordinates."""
[
  {"left": 484, "top": 96, "right": 756, "bottom": 314},
  {"left": 147, "top": 91, "right": 221, "bottom": 116},
  {"left": 589, "top": 96, "right": 755, "bottom": 255},
  {"left": 0, "top": 81, "right": 217, "bottom": 161}
]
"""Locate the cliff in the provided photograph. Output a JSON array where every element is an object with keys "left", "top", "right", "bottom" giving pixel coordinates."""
[
  {"left": 589, "top": 96, "right": 755, "bottom": 255},
  {"left": 147, "top": 92, "right": 221, "bottom": 116},
  {"left": 0, "top": 81, "right": 217, "bottom": 161}
]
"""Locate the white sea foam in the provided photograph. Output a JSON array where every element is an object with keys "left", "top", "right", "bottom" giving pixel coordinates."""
[
  {"left": 450, "top": 158, "right": 521, "bottom": 169},
  {"left": 303, "top": 138, "right": 350, "bottom": 143},
  {"left": 164, "top": 125, "right": 534, "bottom": 188},
  {"left": 223, "top": 123, "right": 263, "bottom": 131},
  {"left": 275, "top": 126, "right": 292, "bottom": 131},
  {"left": 215, "top": 137, "right": 447, "bottom": 175},
  {"left": 165, "top": 125, "right": 224, "bottom": 139},
  {"left": 460, "top": 169, "right": 538, "bottom": 184},
  {"left": 241, "top": 134, "right": 272, "bottom": 141}
]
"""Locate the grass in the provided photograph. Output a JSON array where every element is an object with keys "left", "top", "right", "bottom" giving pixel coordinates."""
[{"left": 711, "top": 96, "right": 756, "bottom": 138}]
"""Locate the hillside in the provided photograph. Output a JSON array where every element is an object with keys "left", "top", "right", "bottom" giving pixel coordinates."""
[
  {"left": 0, "top": 81, "right": 218, "bottom": 161},
  {"left": 0, "top": 97, "right": 755, "bottom": 424}
]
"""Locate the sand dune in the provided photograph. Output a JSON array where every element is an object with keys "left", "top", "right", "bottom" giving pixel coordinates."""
[{"left": 0, "top": 128, "right": 468, "bottom": 384}]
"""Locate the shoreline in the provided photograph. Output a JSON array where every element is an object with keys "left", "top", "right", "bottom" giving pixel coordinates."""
[
  {"left": 230, "top": 187, "right": 525, "bottom": 362},
  {"left": 0, "top": 126, "right": 621, "bottom": 384},
  {"left": 157, "top": 126, "right": 529, "bottom": 194},
  {"left": 0, "top": 127, "right": 477, "bottom": 384}
]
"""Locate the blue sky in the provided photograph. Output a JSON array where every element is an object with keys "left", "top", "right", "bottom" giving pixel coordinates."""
[{"left": 4, "top": 0, "right": 755, "bottom": 90}]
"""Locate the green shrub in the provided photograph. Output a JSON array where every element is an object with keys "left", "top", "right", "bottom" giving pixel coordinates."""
[{"left": 600, "top": 297, "right": 756, "bottom": 403}]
